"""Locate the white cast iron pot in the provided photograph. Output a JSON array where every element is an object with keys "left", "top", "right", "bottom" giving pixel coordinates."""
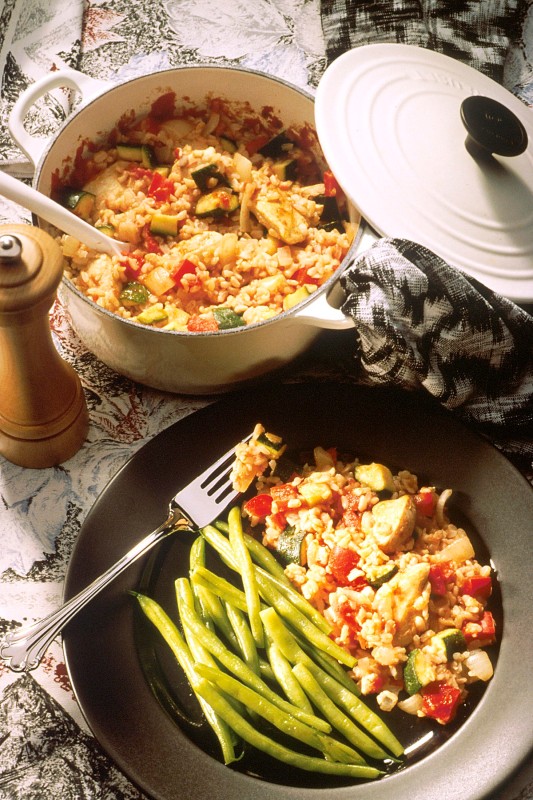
[{"left": 9, "top": 66, "right": 365, "bottom": 395}]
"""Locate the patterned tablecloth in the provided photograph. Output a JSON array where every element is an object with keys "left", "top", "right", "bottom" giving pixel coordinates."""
[{"left": 0, "top": 2, "right": 532, "bottom": 798}]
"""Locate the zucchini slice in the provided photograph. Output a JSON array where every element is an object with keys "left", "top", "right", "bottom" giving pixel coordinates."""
[
  {"left": 255, "top": 431, "right": 285, "bottom": 457},
  {"left": 283, "top": 285, "right": 311, "bottom": 312},
  {"left": 272, "top": 158, "right": 298, "bottom": 182},
  {"left": 95, "top": 223, "right": 115, "bottom": 237},
  {"left": 119, "top": 281, "right": 150, "bottom": 306},
  {"left": 149, "top": 213, "right": 180, "bottom": 236},
  {"left": 220, "top": 135, "right": 238, "bottom": 153},
  {"left": 365, "top": 563, "right": 399, "bottom": 588},
  {"left": 61, "top": 188, "right": 96, "bottom": 221},
  {"left": 212, "top": 307, "right": 245, "bottom": 329},
  {"left": 433, "top": 628, "right": 466, "bottom": 661},
  {"left": 316, "top": 194, "right": 345, "bottom": 232},
  {"left": 258, "top": 131, "right": 295, "bottom": 158},
  {"left": 275, "top": 526, "right": 307, "bottom": 566},
  {"left": 355, "top": 462, "right": 395, "bottom": 493},
  {"left": 116, "top": 143, "right": 157, "bottom": 169},
  {"left": 404, "top": 649, "right": 435, "bottom": 695},
  {"left": 195, "top": 188, "right": 239, "bottom": 218},
  {"left": 191, "top": 163, "right": 230, "bottom": 192},
  {"left": 135, "top": 306, "right": 168, "bottom": 325}
]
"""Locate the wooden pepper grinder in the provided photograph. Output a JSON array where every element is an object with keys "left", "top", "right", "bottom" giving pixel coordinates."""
[{"left": 0, "top": 224, "right": 88, "bottom": 468}]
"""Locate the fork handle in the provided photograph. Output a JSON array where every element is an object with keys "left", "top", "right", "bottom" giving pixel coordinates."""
[{"left": 0, "top": 511, "right": 193, "bottom": 672}]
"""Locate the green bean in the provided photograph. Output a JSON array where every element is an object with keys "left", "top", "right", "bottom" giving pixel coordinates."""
[
  {"left": 191, "top": 565, "right": 249, "bottom": 612},
  {"left": 292, "top": 662, "right": 389, "bottom": 761},
  {"left": 130, "top": 591, "right": 238, "bottom": 764},
  {"left": 201, "top": 524, "right": 237, "bottom": 569},
  {"left": 175, "top": 577, "right": 331, "bottom": 733},
  {"left": 294, "top": 630, "right": 361, "bottom": 694},
  {"left": 242, "top": 530, "right": 292, "bottom": 585},
  {"left": 255, "top": 571, "right": 355, "bottom": 668},
  {"left": 256, "top": 566, "right": 332, "bottom": 634},
  {"left": 261, "top": 607, "right": 388, "bottom": 760},
  {"left": 196, "top": 661, "right": 368, "bottom": 767},
  {"left": 258, "top": 657, "right": 276, "bottom": 683},
  {"left": 195, "top": 663, "right": 326, "bottom": 755},
  {"left": 192, "top": 676, "right": 382, "bottom": 779},
  {"left": 210, "top": 517, "right": 332, "bottom": 634},
  {"left": 305, "top": 662, "right": 404, "bottom": 758},
  {"left": 225, "top": 602, "right": 260, "bottom": 676},
  {"left": 227, "top": 506, "right": 264, "bottom": 648},
  {"left": 264, "top": 638, "right": 314, "bottom": 714}
]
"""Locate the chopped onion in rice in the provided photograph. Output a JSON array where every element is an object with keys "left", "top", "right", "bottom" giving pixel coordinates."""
[
  {"left": 398, "top": 694, "right": 424, "bottom": 715},
  {"left": 203, "top": 112, "right": 220, "bottom": 134},
  {"left": 465, "top": 649, "right": 494, "bottom": 681},
  {"left": 434, "top": 534, "right": 475, "bottom": 563},
  {"left": 435, "top": 488, "right": 452, "bottom": 526}
]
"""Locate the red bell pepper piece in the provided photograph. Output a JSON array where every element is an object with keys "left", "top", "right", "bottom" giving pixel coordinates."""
[
  {"left": 147, "top": 171, "right": 174, "bottom": 203},
  {"left": 187, "top": 315, "right": 219, "bottom": 332},
  {"left": 328, "top": 545, "right": 368, "bottom": 588},
  {"left": 269, "top": 511, "right": 288, "bottom": 530},
  {"left": 246, "top": 134, "right": 270, "bottom": 155},
  {"left": 460, "top": 575, "right": 492, "bottom": 601},
  {"left": 141, "top": 226, "right": 162, "bottom": 254},
  {"left": 243, "top": 494, "right": 273, "bottom": 519},
  {"left": 270, "top": 483, "right": 299, "bottom": 511},
  {"left": 462, "top": 611, "right": 496, "bottom": 647},
  {"left": 171, "top": 258, "right": 197, "bottom": 284},
  {"left": 323, "top": 170, "right": 341, "bottom": 197},
  {"left": 421, "top": 681, "right": 462, "bottom": 725},
  {"left": 122, "top": 253, "right": 144, "bottom": 280},
  {"left": 293, "top": 267, "right": 320, "bottom": 286},
  {"left": 413, "top": 490, "right": 437, "bottom": 518},
  {"left": 428, "top": 562, "right": 455, "bottom": 597}
]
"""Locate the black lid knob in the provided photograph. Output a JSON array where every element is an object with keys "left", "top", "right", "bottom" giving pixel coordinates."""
[{"left": 460, "top": 95, "right": 528, "bottom": 158}]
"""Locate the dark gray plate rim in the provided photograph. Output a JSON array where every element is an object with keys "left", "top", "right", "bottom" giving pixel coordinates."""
[{"left": 63, "top": 382, "right": 533, "bottom": 800}]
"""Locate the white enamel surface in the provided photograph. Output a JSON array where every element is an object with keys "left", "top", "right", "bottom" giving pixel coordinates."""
[
  {"left": 20, "top": 66, "right": 353, "bottom": 394},
  {"left": 9, "top": 67, "right": 110, "bottom": 165},
  {"left": 315, "top": 44, "right": 533, "bottom": 302}
]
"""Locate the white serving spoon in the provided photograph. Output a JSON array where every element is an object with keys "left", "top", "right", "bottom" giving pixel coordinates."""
[{"left": 0, "top": 170, "right": 130, "bottom": 257}]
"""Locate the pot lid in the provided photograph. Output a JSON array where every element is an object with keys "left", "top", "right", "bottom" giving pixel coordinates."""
[{"left": 315, "top": 43, "right": 533, "bottom": 303}]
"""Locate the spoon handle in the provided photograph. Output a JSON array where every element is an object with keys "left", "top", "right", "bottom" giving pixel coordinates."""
[{"left": 0, "top": 170, "right": 127, "bottom": 257}]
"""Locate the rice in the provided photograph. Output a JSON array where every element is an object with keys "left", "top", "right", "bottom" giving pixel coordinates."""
[
  {"left": 234, "top": 431, "right": 497, "bottom": 726},
  {"left": 57, "top": 95, "right": 356, "bottom": 331}
]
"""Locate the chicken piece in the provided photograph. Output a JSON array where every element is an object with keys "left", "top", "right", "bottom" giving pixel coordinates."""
[
  {"left": 375, "top": 562, "right": 431, "bottom": 646},
  {"left": 249, "top": 180, "right": 309, "bottom": 244},
  {"left": 84, "top": 162, "right": 128, "bottom": 212},
  {"left": 361, "top": 494, "right": 416, "bottom": 554}
]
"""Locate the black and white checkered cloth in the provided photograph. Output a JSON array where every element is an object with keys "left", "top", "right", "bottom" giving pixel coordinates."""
[
  {"left": 320, "top": 0, "right": 521, "bottom": 82},
  {"left": 340, "top": 240, "right": 533, "bottom": 467},
  {"left": 321, "top": 1, "right": 533, "bottom": 471}
]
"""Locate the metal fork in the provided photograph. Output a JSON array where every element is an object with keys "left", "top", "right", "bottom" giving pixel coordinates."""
[{"left": 0, "top": 436, "right": 248, "bottom": 672}]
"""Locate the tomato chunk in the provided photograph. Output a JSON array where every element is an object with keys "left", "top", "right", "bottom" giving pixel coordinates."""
[
  {"left": 462, "top": 611, "right": 496, "bottom": 647},
  {"left": 460, "top": 575, "right": 492, "bottom": 601},
  {"left": 422, "top": 681, "right": 462, "bottom": 725},
  {"left": 428, "top": 562, "right": 455, "bottom": 597},
  {"left": 148, "top": 171, "right": 174, "bottom": 202},
  {"left": 413, "top": 490, "right": 437, "bottom": 519},
  {"left": 329, "top": 546, "right": 367, "bottom": 587},
  {"left": 187, "top": 315, "right": 219, "bottom": 332},
  {"left": 243, "top": 494, "right": 273, "bottom": 519},
  {"left": 270, "top": 483, "right": 299, "bottom": 511}
]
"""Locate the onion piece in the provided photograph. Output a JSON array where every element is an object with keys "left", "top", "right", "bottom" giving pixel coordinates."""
[
  {"left": 435, "top": 488, "right": 452, "bottom": 526},
  {"left": 433, "top": 534, "right": 475, "bottom": 563},
  {"left": 397, "top": 694, "right": 424, "bottom": 715},
  {"left": 465, "top": 649, "right": 494, "bottom": 681}
]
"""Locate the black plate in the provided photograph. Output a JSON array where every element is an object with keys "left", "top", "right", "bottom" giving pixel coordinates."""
[{"left": 63, "top": 383, "right": 533, "bottom": 800}]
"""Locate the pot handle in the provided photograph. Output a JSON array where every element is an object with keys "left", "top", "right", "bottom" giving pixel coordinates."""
[
  {"left": 9, "top": 68, "right": 111, "bottom": 166},
  {"left": 292, "top": 287, "right": 355, "bottom": 330}
]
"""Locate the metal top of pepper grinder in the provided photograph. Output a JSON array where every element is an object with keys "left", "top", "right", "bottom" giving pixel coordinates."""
[{"left": 0, "top": 224, "right": 88, "bottom": 468}]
